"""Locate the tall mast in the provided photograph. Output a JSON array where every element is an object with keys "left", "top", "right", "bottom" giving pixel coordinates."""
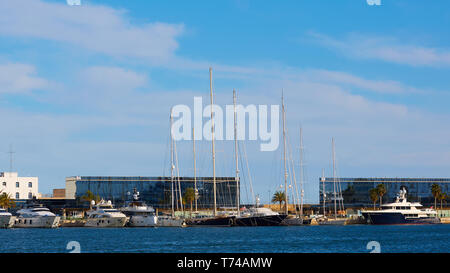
[
  {"left": 332, "top": 137, "right": 337, "bottom": 219},
  {"left": 299, "top": 127, "right": 304, "bottom": 218},
  {"left": 193, "top": 127, "right": 197, "bottom": 212},
  {"left": 170, "top": 111, "right": 175, "bottom": 218},
  {"left": 8, "top": 144, "right": 15, "bottom": 173},
  {"left": 233, "top": 89, "right": 240, "bottom": 217},
  {"left": 322, "top": 168, "right": 326, "bottom": 216},
  {"left": 210, "top": 67, "right": 217, "bottom": 217},
  {"left": 282, "top": 91, "right": 288, "bottom": 215}
]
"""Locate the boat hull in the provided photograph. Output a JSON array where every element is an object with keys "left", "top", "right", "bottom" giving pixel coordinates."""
[
  {"left": 186, "top": 216, "right": 235, "bottom": 227},
  {"left": 84, "top": 217, "right": 127, "bottom": 227},
  {"left": 14, "top": 216, "right": 60, "bottom": 228},
  {"left": 282, "top": 217, "right": 312, "bottom": 226},
  {"left": 362, "top": 212, "right": 441, "bottom": 225},
  {"left": 317, "top": 218, "right": 347, "bottom": 225},
  {"left": 233, "top": 214, "right": 288, "bottom": 226},
  {"left": 127, "top": 215, "right": 158, "bottom": 227},
  {"left": 157, "top": 217, "right": 186, "bottom": 227},
  {"left": 0, "top": 216, "right": 15, "bottom": 228}
]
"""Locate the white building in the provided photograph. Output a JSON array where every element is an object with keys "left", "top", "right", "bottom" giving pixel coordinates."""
[{"left": 0, "top": 172, "right": 39, "bottom": 200}]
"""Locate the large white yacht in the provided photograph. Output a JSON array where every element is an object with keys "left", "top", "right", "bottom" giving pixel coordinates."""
[
  {"left": 0, "top": 208, "right": 15, "bottom": 228},
  {"left": 362, "top": 188, "right": 440, "bottom": 225},
  {"left": 85, "top": 199, "right": 127, "bottom": 228},
  {"left": 14, "top": 204, "right": 60, "bottom": 228},
  {"left": 120, "top": 189, "right": 157, "bottom": 227}
]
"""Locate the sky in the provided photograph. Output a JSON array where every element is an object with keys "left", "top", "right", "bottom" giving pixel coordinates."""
[{"left": 1, "top": 0, "right": 450, "bottom": 204}]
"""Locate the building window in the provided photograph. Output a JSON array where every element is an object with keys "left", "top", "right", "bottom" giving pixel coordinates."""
[
  {"left": 16, "top": 182, "right": 19, "bottom": 188},
  {"left": 2, "top": 182, "right": 5, "bottom": 187},
  {"left": 28, "top": 182, "right": 32, "bottom": 188},
  {"left": 28, "top": 192, "right": 33, "bottom": 199},
  {"left": 15, "top": 192, "right": 19, "bottom": 199}
]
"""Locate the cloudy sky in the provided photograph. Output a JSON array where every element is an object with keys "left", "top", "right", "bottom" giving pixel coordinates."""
[{"left": 1, "top": 0, "right": 450, "bottom": 204}]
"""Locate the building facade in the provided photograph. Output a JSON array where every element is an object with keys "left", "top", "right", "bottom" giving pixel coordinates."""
[
  {"left": 320, "top": 177, "right": 450, "bottom": 208},
  {"left": 0, "top": 172, "right": 39, "bottom": 200},
  {"left": 66, "top": 176, "right": 239, "bottom": 209}
]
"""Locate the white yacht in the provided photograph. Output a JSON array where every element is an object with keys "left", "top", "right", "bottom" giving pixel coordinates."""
[
  {"left": 362, "top": 188, "right": 440, "bottom": 225},
  {"left": 14, "top": 205, "right": 60, "bottom": 228},
  {"left": 0, "top": 208, "right": 15, "bottom": 228},
  {"left": 85, "top": 200, "right": 127, "bottom": 228},
  {"left": 120, "top": 189, "right": 157, "bottom": 227},
  {"left": 157, "top": 215, "right": 186, "bottom": 227}
]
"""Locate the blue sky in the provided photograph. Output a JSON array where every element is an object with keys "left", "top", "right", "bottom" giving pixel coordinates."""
[{"left": 1, "top": 0, "right": 450, "bottom": 204}]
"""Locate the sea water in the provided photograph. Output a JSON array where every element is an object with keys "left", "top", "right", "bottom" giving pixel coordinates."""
[{"left": 0, "top": 225, "right": 449, "bottom": 253}]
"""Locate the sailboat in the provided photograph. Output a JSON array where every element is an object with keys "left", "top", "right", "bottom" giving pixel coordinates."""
[
  {"left": 282, "top": 127, "right": 311, "bottom": 225},
  {"left": 157, "top": 110, "right": 186, "bottom": 227},
  {"left": 232, "top": 90, "right": 287, "bottom": 226},
  {"left": 185, "top": 68, "right": 235, "bottom": 227},
  {"left": 317, "top": 138, "right": 346, "bottom": 225}
]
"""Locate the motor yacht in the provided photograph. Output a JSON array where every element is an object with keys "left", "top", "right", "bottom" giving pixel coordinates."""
[
  {"left": 0, "top": 208, "right": 15, "bottom": 228},
  {"left": 14, "top": 204, "right": 60, "bottom": 228},
  {"left": 85, "top": 199, "right": 127, "bottom": 227},
  {"left": 120, "top": 189, "right": 157, "bottom": 227},
  {"left": 362, "top": 188, "right": 440, "bottom": 225}
]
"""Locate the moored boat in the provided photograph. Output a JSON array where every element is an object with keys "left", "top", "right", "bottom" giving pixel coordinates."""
[
  {"left": 85, "top": 200, "right": 127, "bottom": 228},
  {"left": 362, "top": 188, "right": 440, "bottom": 225},
  {"left": 0, "top": 208, "right": 15, "bottom": 228},
  {"left": 121, "top": 189, "right": 158, "bottom": 227},
  {"left": 14, "top": 204, "right": 60, "bottom": 228}
]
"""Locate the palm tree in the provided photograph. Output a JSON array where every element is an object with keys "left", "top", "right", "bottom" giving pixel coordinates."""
[
  {"left": 183, "top": 188, "right": 195, "bottom": 212},
  {"left": 438, "top": 192, "right": 448, "bottom": 210},
  {"left": 272, "top": 191, "right": 286, "bottom": 211},
  {"left": 81, "top": 190, "right": 100, "bottom": 209},
  {"left": 431, "top": 184, "right": 441, "bottom": 209},
  {"left": 0, "top": 192, "right": 16, "bottom": 209},
  {"left": 376, "top": 184, "right": 387, "bottom": 207},
  {"left": 369, "top": 188, "right": 378, "bottom": 209}
]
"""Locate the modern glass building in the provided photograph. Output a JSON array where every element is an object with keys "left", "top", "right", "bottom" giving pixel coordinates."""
[
  {"left": 66, "top": 176, "right": 239, "bottom": 209},
  {"left": 319, "top": 177, "right": 450, "bottom": 208}
]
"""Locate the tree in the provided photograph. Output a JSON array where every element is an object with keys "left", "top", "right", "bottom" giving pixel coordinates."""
[
  {"left": 81, "top": 190, "right": 100, "bottom": 209},
  {"left": 0, "top": 192, "right": 16, "bottom": 209},
  {"left": 369, "top": 188, "right": 378, "bottom": 209},
  {"left": 183, "top": 188, "right": 195, "bottom": 212},
  {"left": 438, "top": 192, "right": 448, "bottom": 210},
  {"left": 272, "top": 191, "right": 286, "bottom": 210},
  {"left": 376, "top": 184, "right": 387, "bottom": 207},
  {"left": 431, "top": 184, "right": 441, "bottom": 209}
]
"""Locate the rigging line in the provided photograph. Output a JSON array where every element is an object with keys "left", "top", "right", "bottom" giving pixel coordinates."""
[
  {"left": 173, "top": 137, "right": 184, "bottom": 214},
  {"left": 238, "top": 142, "right": 251, "bottom": 205},
  {"left": 242, "top": 141, "right": 255, "bottom": 206},
  {"left": 286, "top": 127, "right": 301, "bottom": 212}
]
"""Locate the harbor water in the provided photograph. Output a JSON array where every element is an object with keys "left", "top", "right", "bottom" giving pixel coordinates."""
[{"left": 1, "top": 224, "right": 449, "bottom": 253}]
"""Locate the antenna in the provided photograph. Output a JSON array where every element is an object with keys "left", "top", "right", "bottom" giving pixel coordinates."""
[{"left": 8, "top": 144, "right": 15, "bottom": 173}]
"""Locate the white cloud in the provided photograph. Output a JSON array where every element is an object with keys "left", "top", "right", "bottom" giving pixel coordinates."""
[
  {"left": 309, "top": 32, "right": 450, "bottom": 67},
  {"left": 0, "top": 0, "right": 184, "bottom": 64},
  {"left": 0, "top": 63, "right": 49, "bottom": 94}
]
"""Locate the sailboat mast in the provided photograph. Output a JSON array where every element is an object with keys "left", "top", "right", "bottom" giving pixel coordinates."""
[
  {"left": 332, "top": 137, "right": 337, "bottom": 219},
  {"left": 282, "top": 92, "right": 288, "bottom": 215},
  {"left": 299, "top": 127, "right": 304, "bottom": 218},
  {"left": 210, "top": 67, "right": 217, "bottom": 217},
  {"left": 170, "top": 111, "right": 175, "bottom": 218},
  {"left": 322, "top": 168, "right": 326, "bottom": 216},
  {"left": 233, "top": 89, "right": 240, "bottom": 217},
  {"left": 193, "top": 127, "right": 197, "bottom": 212}
]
